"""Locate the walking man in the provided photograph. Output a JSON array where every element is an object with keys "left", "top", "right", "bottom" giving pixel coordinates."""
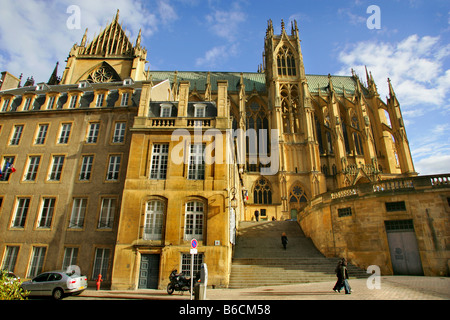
[
  {"left": 281, "top": 232, "right": 288, "bottom": 250},
  {"left": 254, "top": 210, "right": 259, "bottom": 222}
]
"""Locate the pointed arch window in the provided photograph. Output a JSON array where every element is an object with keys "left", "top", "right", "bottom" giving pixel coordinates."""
[
  {"left": 246, "top": 102, "right": 269, "bottom": 171},
  {"left": 289, "top": 185, "right": 308, "bottom": 206},
  {"left": 87, "top": 62, "right": 121, "bottom": 83},
  {"left": 353, "top": 132, "right": 364, "bottom": 155},
  {"left": 253, "top": 178, "right": 272, "bottom": 204},
  {"left": 277, "top": 46, "right": 296, "bottom": 76},
  {"left": 326, "top": 131, "right": 334, "bottom": 154},
  {"left": 315, "top": 115, "right": 324, "bottom": 154},
  {"left": 341, "top": 121, "right": 351, "bottom": 154}
]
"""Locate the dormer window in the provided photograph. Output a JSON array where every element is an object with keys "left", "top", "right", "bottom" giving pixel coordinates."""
[
  {"left": 123, "top": 79, "right": 133, "bottom": 86},
  {"left": 120, "top": 92, "right": 129, "bottom": 106},
  {"left": 46, "top": 95, "right": 56, "bottom": 110},
  {"left": 194, "top": 103, "right": 206, "bottom": 117},
  {"left": 96, "top": 93, "right": 105, "bottom": 107},
  {"left": 78, "top": 81, "right": 89, "bottom": 89},
  {"left": 1, "top": 98, "right": 11, "bottom": 112},
  {"left": 69, "top": 95, "right": 78, "bottom": 109},
  {"left": 23, "top": 98, "right": 32, "bottom": 111},
  {"left": 160, "top": 103, "right": 172, "bottom": 117}
]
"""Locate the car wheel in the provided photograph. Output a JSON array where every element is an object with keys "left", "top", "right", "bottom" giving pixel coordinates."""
[{"left": 52, "top": 288, "right": 64, "bottom": 300}]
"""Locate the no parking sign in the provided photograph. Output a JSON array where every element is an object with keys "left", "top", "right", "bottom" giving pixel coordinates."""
[
  {"left": 190, "top": 238, "right": 198, "bottom": 254},
  {"left": 189, "top": 238, "right": 198, "bottom": 300}
]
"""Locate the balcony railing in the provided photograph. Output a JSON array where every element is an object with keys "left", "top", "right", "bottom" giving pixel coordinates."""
[
  {"left": 134, "top": 117, "right": 215, "bottom": 129},
  {"left": 328, "top": 174, "right": 450, "bottom": 201},
  {"left": 151, "top": 118, "right": 176, "bottom": 127}
]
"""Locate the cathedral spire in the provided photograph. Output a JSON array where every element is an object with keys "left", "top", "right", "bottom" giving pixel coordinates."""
[
  {"left": 47, "top": 62, "right": 59, "bottom": 85},
  {"left": 80, "top": 28, "right": 88, "bottom": 47},
  {"left": 388, "top": 78, "right": 396, "bottom": 98},
  {"left": 135, "top": 28, "right": 142, "bottom": 48},
  {"left": 266, "top": 19, "right": 273, "bottom": 36},
  {"left": 291, "top": 20, "right": 299, "bottom": 37},
  {"left": 365, "top": 66, "right": 378, "bottom": 96}
]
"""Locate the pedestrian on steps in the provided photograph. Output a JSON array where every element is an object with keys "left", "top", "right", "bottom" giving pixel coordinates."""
[
  {"left": 281, "top": 232, "right": 288, "bottom": 250},
  {"left": 254, "top": 210, "right": 259, "bottom": 222}
]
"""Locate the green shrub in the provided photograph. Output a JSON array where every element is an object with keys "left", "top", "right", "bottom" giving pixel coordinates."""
[{"left": 0, "top": 270, "right": 29, "bottom": 300}]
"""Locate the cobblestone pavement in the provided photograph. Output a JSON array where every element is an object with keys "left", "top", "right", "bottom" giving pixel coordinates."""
[{"left": 81, "top": 276, "right": 450, "bottom": 300}]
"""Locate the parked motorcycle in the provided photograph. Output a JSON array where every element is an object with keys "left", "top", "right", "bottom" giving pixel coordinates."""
[{"left": 167, "top": 269, "right": 199, "bottom": 295}]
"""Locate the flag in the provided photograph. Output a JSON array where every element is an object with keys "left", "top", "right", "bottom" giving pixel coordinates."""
[{"left": 5, "top": 161, "right": 16, "bottom": 173}]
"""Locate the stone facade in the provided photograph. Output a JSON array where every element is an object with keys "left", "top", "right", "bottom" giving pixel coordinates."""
[{"left": 1, "top": 13, "right": 447, "bottom": 290}]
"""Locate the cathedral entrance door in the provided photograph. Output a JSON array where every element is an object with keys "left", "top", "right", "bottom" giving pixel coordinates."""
[
  {"left": 290, "top": 209, "right": 298, "bottom": 220},
  {"left": 385, "top": 220, "right": 423, "bottom": 275}
]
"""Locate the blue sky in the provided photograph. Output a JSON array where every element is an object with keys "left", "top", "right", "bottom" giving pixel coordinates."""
[{"left": 0, "top": 0, "right": 449, "bottom": 175}]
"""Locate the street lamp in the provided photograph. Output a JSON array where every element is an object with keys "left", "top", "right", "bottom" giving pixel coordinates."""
[{"left": 230, "top": 187, "right": 237, "bottom": 209}]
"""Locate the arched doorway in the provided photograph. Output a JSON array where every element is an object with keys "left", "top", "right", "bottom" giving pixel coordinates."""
[{"left": 288, "top": 184, "right": 308, "bottom": 220}]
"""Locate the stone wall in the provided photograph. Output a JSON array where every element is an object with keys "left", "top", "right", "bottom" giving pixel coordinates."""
[{"left": 298, "top": 175, "right": 450, "bottom": 276}]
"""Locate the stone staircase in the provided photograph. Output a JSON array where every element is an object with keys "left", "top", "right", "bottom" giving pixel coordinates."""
[{"left": 229, "top": 221, "right": 368, "bottom": 289}]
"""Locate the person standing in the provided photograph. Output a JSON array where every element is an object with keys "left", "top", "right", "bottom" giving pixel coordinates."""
[
  {"left": 254, "top": 210, "right": 259, "bottom": 222},
  {"left": 332, "top": 259, "right": 343, "bottom": 292},
  {"left": 281, "top": 232, "right": 288, "bottom": 250},
  {"left": 340, "top": 259, "right": 352, "bottom": 294}
]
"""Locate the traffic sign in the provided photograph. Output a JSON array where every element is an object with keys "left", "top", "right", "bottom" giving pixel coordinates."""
[{"left": 189, "top": 238, "right": 198, "bottom": 300}]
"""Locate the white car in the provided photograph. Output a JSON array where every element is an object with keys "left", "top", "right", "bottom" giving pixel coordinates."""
[{"left": 21, "top": 271, "right": 87, "bottom": 299}]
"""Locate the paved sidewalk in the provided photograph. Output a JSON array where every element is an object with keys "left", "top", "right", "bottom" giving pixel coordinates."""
[{"left": 81, "top": 276, "right": 450, "bottom": 300}]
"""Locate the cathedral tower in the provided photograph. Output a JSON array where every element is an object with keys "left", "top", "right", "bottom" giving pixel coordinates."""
[{"left": 264, "top": 20, "right": 325, "bottom": 218}]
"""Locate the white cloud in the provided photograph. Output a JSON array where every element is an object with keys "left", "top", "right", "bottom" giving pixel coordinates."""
[
  {"left": 205, "top": 2, "right": 246, "bottom": 42},
  {"left": 414, "top": 154, "right": 450, "bottom": 175},
  {"left": 195, "top": 43, "right": 238, "bottom": 68},
  {"left": 337, "top": 7, "right": 366, "bottom": 26},
  {"left": 337, "top": 34, "right": 450, "bottom": 111},
  {"left": 158, "top": 0, "right": 178, "bottom": 25},
  {"left": 196, "top": 1, "right": 246, "bottom": 68}
]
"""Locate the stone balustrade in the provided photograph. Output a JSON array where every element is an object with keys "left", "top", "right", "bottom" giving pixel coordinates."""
[
  {"left": 134, "top": 117, "right": 215, "bottom": 129},
  {"left": 327, "top": 174, "right": 450, "bottom": 202}
]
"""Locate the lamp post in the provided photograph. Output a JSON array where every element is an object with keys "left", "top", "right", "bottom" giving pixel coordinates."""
[{"left": 230, "top": 187, "right": 237, "bottom": 210}]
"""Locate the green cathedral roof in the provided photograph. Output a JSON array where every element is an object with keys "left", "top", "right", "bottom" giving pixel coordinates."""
[{"left": 148, "top": 71, "right": 359, "bottom": 95}]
